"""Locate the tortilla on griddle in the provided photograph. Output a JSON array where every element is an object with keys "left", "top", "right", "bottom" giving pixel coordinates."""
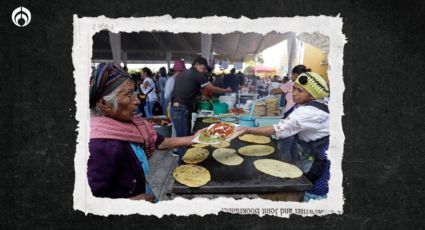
[
  {"left": 173, "top": 164, "right": 211, "bottom": 187},
  {"left": 212, "top": 148, "right": 244, "bottom": 166},
  {"left": 192, "top": 143, "right": 209, "bottom": 148},
  {"left": 182, "top": 147, "right": 209, "bottom": 164},
  {"left": 238, "top": 145, "right": 275, "bottom": 156},
  {"left": 211, "top": 141, "right": 231, "bottom": 148},
  {"left": 253, "top": 159, "right": 303, "bottom": 178},
  {"left": 238, "top": 134, "right": 271, "bottom": 144}
]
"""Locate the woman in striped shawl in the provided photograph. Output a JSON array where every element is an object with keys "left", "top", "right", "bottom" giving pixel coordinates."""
[{"left": 88, "top": 63, "right": 201, "bottom": 202}]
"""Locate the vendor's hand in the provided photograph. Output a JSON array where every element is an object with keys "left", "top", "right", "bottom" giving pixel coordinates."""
[
  {"left": 236, "top": 126, "right": 251, "bottom": 136},
  {"left": 130, "top": 193, "right": 155, "bottom": 202},
  {"left": 225, "top": 87, "right": 232, "bottom": 93}
]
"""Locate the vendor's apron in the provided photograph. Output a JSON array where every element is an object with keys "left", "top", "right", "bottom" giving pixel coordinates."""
[{"left": 290, "top": 101, "right": 329, "bottom": 182}]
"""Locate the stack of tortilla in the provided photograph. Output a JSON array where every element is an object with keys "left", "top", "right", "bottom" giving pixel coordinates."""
[
  {"left": 254, "top": 101, "right": 266, "bottom": 117},
  {"left": 265, "top": 97, "right": 280, "bottom": 116}
]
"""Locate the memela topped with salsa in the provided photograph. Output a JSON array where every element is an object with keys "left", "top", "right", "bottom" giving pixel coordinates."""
[{"left": 199, "top": 122, "right": 236, "bottom": 143}]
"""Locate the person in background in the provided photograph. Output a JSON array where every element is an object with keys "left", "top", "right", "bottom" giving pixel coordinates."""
[
  {"left": 278, "top": 76, "right": 291, "bottom": 107},
  {"left": 141, "top": 67, "right": 157, "bottom": 118},
  {"left": 152, "top": 72, "right": 159, "bottom": 93},
  {"left": 248, "top": 75, "right": 257, "bottom": 93},
  {"left": 212, "top": 73, "right": 226, "bottom": 98},
  {"left": 164, "top": 60, "right": 186, "bottom": 106},
  {"left": 223, "top": 68, "right": 239, "bottom": 93},
  {"left": 256, "top": 76, "right": 268, "bottom": 98},
  {"left": 168, "top": 68, "right": 174, "bottom": 78},
  {"left": 271, "top": 65, "right": 311, "bottom": 118},
  {"left": 202, "top": 66, "right": 215, "bottom": 100},
  {"left": 255, "top": 75, "right": 262, "bottom": 88},
  {"left": 237, "top": 71, "right": 245, "bottom": 88},
  {"left": 237, "top": 71, "right": 330, "bottom": 201},
  {"left": 88, "top": 63, "right": 204, "bottom": 201},
  {"left": 206, "top": 66, "right": 214, "bottom": 83},
  {"left": 171, "top": 57, "right": 232, "bottom": 158},
  {"left": 131, "top": 72, "right": 145, "bottom": 117},
  {"left": 135, "top": 70, "right": 146, "bottom": 117},
  {"left": 157, "top": 67, "right": 168, "bottom": 116},
  {"left": 130, "top": 71, "right": 141, "bottom": 90}
]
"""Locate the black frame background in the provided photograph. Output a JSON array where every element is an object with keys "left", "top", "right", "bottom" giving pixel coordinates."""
[{"left": 1, "top": 0, "right": 424, "bottom": 229}]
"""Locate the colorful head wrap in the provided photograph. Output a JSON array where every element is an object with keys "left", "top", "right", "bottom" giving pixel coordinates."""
[
  {"left": 89, "top": 63, "right": 131, "bottom": 108},
  {"left": 294, "top": 72, "right": 330, "bottom": 99}
]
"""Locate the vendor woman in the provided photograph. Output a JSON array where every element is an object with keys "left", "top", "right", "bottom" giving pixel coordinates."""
[
  {"left": 237, "top": 72, "right": 330, "bottom": 201},
  {"left": 88, "top": 63, "right": 202, "bottom": 202}
]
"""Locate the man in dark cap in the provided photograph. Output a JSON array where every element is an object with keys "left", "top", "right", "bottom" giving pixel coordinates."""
[{"left": 171, "top": 56, "right": 232, "bottom": 158}]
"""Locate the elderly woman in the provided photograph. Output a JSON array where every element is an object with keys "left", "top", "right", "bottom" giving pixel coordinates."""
[{"left": 88, "top": 63, "right": 200, "bottom": 201}]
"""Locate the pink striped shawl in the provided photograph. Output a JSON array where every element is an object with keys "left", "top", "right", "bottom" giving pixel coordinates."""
[{"left": 90, "top": 115, "right": 157, "bottom": 158}]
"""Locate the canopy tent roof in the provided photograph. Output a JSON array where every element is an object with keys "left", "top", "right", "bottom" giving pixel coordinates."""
[{"left": 92, "top": 31, "right": 291, "bottom": 64}]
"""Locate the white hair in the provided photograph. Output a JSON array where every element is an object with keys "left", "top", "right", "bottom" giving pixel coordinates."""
[{"left": 90, "top": 82, "right": 126, "bottom": 116}]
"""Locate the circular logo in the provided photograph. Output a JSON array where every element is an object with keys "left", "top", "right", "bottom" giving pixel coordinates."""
[{"left": 11, "top": 6, "right": 31, "bottom": 27}]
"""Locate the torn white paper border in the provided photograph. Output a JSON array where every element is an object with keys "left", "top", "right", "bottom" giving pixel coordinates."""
[{"left": 72, "top": 15, "right": 346, "bottom": 217}]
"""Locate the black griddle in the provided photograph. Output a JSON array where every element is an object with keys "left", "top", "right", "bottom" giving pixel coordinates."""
[{"left": 172, "top": 117, "right": 312, "bottom": 194}]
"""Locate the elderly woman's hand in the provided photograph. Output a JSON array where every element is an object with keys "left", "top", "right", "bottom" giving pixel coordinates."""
[
  {"left": 187, "top": 128, "right": 207, "bottom": 145},
  {"left": 158, "top": 128, "right": 209, "bottom": 150},
  {"left": 192, "top": 128, "right": 207, "bottom": 139}
]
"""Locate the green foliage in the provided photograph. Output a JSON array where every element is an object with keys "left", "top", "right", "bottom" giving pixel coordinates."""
[
  {"left": 256, "top": 53, "right": 264, "bottom": 64},
  {"left": 243, "top": 66, "right": 254, "bottom": 75}
]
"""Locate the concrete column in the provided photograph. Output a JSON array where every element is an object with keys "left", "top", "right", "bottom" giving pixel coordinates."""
[
  {"left": 121, "top": 51, "right": 128, "bottom": 67},
  {"left": 287, "top": 32, "right": 297, "bottom": 77},
  {"left": 201, "top": 33, "right": 212, "bottom": 64},
  {"left": 108, "top": 31, "right": 121, "bottom": 65},
  {"left": 254, "top": 53, "right": 258, "bottom": 75},
  {"left": 166, "top": 51, "right": 171, "bottom": 71}
]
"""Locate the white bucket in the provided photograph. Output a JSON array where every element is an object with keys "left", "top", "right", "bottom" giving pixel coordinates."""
[
  {"left": 219, "top": 95, "right": 236, "bottom": 108},
  {"left": 242, "top": 99, "right": 253, "bottom": 112}
]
